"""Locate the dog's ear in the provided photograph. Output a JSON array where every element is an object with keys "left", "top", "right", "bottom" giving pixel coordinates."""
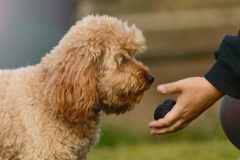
[{"left": 43, "top": 47, "right": 100, "bottom": 122}]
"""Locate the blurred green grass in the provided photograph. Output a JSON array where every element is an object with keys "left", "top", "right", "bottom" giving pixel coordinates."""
[
  {"left": 94, "top": 109, "right": 229, "bottom": 146},
  {"left": 97, "top": 117, "right": 226, "bottom": 147},
  {"left": 88, "top": 106, "right": 239, "bottom": 159},
  {"left": 88, "top": 120, "right": 240, "bottom": 160},
  {"left": 88, "top": 140, "right": 239, "bottom": 160}
]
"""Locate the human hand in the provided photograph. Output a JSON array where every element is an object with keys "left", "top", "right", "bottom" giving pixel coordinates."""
[{"left": 149, "top": 77, "right": 223, "bottom": 135}]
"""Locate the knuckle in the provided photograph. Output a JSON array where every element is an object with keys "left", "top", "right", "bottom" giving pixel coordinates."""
[{"left": 168, "top": 85, "right": 174, "bottom": 92}]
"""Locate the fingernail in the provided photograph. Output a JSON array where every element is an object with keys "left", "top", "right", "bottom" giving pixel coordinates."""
[{"left": 158, "top": 85, "right": 166, "bottom": 93}]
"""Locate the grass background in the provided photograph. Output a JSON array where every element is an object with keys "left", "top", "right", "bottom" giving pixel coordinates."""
[
  {"left": 89, "top": 141, "right": 239, "bottom": 160},
  {"left": 88, "top": 141, "right": 239, "bottom": 160},
  {"left": 88, "top": 105, "right": 240, "bottom": 160}
]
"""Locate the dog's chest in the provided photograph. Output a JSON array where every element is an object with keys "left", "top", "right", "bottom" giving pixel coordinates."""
[
  {"left": 1, "top": 116, "right": 101, "bottom": 160},
  {"left": 37, "top": 118, "right": 101, "bottom": 159},
  {"left": 58, "top": 120, "right": 101, "bottom": 156}
]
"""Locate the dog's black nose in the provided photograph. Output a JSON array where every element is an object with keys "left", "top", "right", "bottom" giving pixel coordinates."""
[{"left": 146, "top": 74, "right": 154, "bottom": 84}]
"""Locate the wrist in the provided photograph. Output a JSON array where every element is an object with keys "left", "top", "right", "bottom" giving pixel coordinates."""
[{"left": 202, "top": 77, "right": 224, "bottom": 100}]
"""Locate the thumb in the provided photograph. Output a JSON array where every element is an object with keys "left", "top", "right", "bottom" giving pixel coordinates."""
[{"left": 157, "top": 82, "right": 181, "bottom": 95}]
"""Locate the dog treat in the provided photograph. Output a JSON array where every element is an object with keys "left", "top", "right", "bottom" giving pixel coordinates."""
[{"left": 154, "top": 99, "right": 176, "bottom": 120}]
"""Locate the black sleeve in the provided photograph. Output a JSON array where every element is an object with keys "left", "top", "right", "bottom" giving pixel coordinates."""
[{"left": 204, "top": 31, "right": 240, "bottom": 99}]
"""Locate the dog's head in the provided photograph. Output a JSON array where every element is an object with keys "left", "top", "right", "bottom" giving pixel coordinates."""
[{"left": 42, "top": 15, "right": 154, "bottom": 122}]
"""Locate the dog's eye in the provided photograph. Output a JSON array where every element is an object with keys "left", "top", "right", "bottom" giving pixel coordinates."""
[{"left": 120, "top": 55, "right": 128, "bottom": 64}]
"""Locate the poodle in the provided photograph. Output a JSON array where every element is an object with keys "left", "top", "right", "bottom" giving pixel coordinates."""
[{"left": 0, "top": 15, "right": 154, "bottom": 160}]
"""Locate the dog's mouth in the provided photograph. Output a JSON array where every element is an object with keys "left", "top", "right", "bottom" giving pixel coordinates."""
[
  {"left": 100, "top": 101, "right": 135, "bottom": 115},
  {"left": 99, "top": 88, "right": 147, "bottom": 115}
]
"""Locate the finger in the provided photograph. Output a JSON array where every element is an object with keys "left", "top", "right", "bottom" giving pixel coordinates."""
[
  {"left": 149, "top": 102, "right": 186, "bottom": 135},
  {"left": 157, "top": 82, "right": 181, "bottom": 95},
  {"left": 149, "top": 104, "right": 182, "bottom": 128},
  {"left": 150, "top": 119, "right": 188, "bottom": 135},
  {"left": 149, "top": 116, "right": 178, "bottom": 129}
]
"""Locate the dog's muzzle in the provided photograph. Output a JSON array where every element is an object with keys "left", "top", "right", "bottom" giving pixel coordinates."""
[{"left": 145, "top": 74, "right": 154, "bottom": 84}]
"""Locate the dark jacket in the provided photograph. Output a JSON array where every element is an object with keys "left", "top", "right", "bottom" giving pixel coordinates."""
[{"left": 205, "top": 31, "right": 240, "bottom": 99}]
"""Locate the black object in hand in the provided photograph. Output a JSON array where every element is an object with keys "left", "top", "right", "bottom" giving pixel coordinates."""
[{"left": 154, "top": 99, "right": 176, "bottom": 120}]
